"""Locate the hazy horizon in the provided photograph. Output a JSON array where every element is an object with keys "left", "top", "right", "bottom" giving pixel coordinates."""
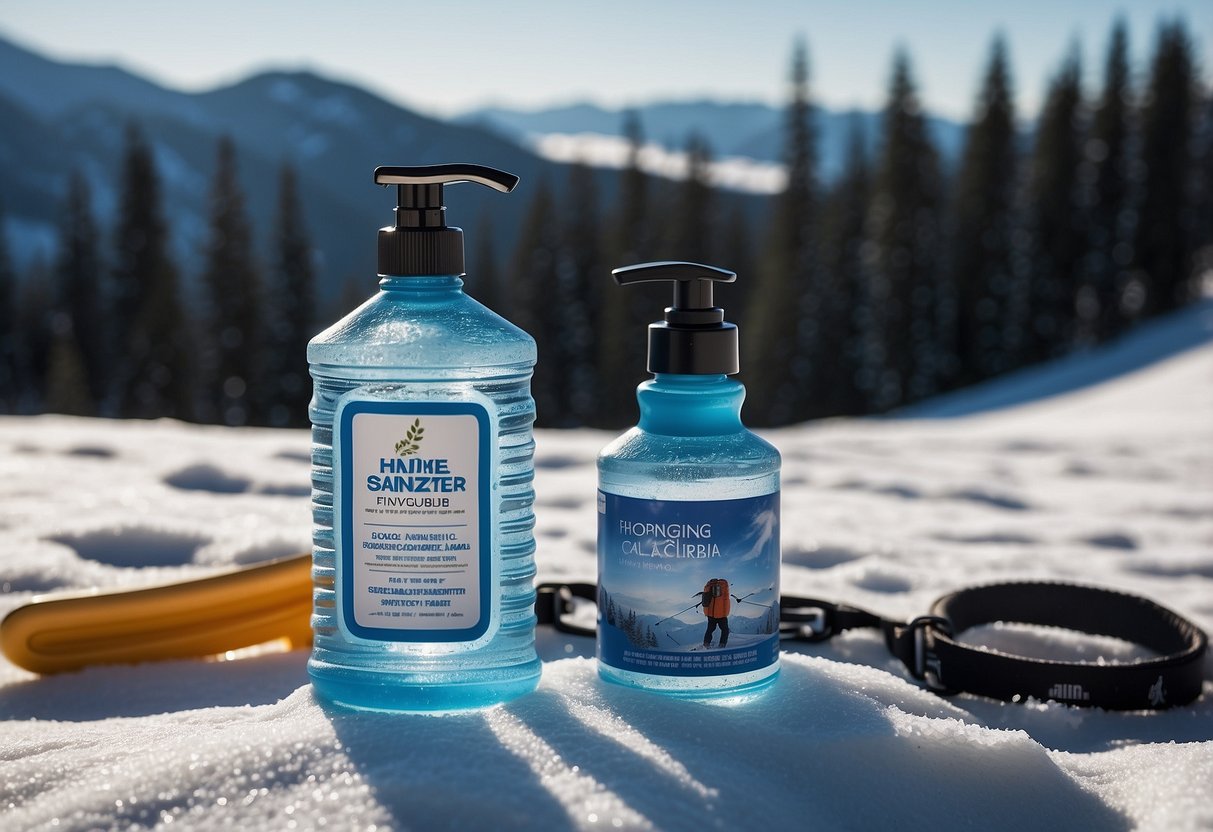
[{"left": 2, "top": 1, "right": 1210, "bottom": 124}]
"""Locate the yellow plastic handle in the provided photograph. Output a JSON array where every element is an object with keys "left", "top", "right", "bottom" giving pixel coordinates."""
[{"left": 0, "top": 554, "right": 314, "bottom": 674}]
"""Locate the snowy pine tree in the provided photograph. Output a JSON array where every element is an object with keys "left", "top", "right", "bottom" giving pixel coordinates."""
[
  {"left": 669, "top": 132, "right": 716, "bottom": 264},
  {"left": 717, "top": 202, "right": 757, "bottom": 335},
  {"left": 263, "top": 163, "right": 316, "bottom": 428},
  {"left": 1133, "top": 20, "right": 1199, "bottom": 316},
  {"left": 595, "top": 111, "right": 655, "bottom": 428},
  {"left": 54, "top": 171, "right": 106, "bottom": 411},
  {"left": 507, "top": 177, "right": 563, "bottom": 426},
  {"left": 469, "top": 209, "right": 501, "bottom": 313},
  {"left": 1191, "top": 96, "right": 1213, "bottom": 296},
  {"left": 111, "top": 124, "right": 195, "bottom": 420},
  {"left": 14, "top": 257, "right": 53, "bottom": 412},
  {"left": 0, "top": 199, "right": 17, "bottom": 410},
  {"left": 43, "top": 328, "right": 92, "bottom": 416},
  {"left": 947, "top": 37, "right": 1020, "bottom": 385},
  {"left": 558, "top": 161, "right": 603, "bottom": 425},
  {"left": 746, "top": 39, "right": 817, "bottom": 425},
  {"left": 1021, "top": 52, "right": 1086, "bottom": 365},
  {"left": 862, "top": 52, "right": 943, "bottom": 409},
  {"left": 815, "top": 117, "right": 869, "bottom": 417},
  {"left": 1083, "top": 20, "right": 1136, "bottom": 342},
  {"left": 202, "top": 137, "right": 263, "bottom": 426}
]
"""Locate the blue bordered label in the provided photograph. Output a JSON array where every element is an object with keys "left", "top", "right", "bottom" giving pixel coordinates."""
[
  {"left": 597, "top": 491, "right": 780, "bottom": 676},
  {"left": 336, "top": 399, "right": 492, "bottom": 642}
]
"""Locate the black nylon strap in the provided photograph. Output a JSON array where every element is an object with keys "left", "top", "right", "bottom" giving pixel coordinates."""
[
  {"left": 535, "top": 580, "right": 1208, "bottom": 710},
  {"left": 918, "top": 583, "right": 1205, "bottom": 709}
]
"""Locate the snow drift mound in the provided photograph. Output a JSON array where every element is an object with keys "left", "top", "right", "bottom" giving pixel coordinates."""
[{"left": 1, "top": 301, "right": 1211, "bottom": 830}]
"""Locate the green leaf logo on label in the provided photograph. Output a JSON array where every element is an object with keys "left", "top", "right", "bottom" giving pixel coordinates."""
[{"left": 394, "top": 418, "right": 425, "bottom": 457}]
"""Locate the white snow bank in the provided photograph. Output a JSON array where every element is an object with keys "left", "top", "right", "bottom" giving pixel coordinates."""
[
  {"left": 1, "top": 306, "right": 1211, "bottom": 830},
  {"left": 531, "top": 131, "right": 787, "bottom": 194},
  {"left": 1, "top": 656, "right": 1172, "bottom": 831}
]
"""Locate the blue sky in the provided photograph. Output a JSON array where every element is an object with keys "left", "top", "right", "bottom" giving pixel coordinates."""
[{"left": 1, "top": 1, "right": 1209, "bottom": 120}]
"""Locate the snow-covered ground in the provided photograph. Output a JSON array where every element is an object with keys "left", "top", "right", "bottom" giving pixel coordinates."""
[{"left": 1, "top": 302, "right": 1212, "bottom": 831}]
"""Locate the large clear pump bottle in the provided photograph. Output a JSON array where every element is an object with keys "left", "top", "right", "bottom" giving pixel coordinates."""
[{"left": 308, "top": 164, "right": 540, "bottom": 711}]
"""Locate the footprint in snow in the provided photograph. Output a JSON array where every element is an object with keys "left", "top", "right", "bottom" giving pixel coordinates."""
[
  {"left": 1160, "top": 505, "right": 1211, "bottom": 520},
  {"left": 1, "top": 574, "right": 64, "bottom": 593},
  {"left": 49, "top": 527, "right": 208, "bottom": 568},
  {"left": 1082, "top": 532, "right": 1138, "bottom": 551},
  {"left": 833, "top": 479, "right": 923, "bottom": 499},
  {"left": 1128, "top": 562, "right": 1213, "bottom": 580},
  {"left": 783, "top": 545, "right": 864, "bottom": 570},
  {"left": 163, "top": 464, "right": 306, "bottom": 497},
  {"left": 934, "top": 532, "right": 1038, "bottom": 545},
  {"left": 534, "top": 454, "right": 587, "bottom": 470},
  {"left": 65, "top": 445, "right": 117, "bottom": 459},
  {"left": 256, "top": 482, "right": 311, "bottom": 497},
  {"left": 164, "top": 463, "right": 252, "bottom": 494},
  {"left": 853, "top": 571, "right": 912, "bottom": 593},
  {"left": 999, "top": 439, "right": 1058, "bottom": 454},
  {"left": 946, "top": 488, "right": 1031, "bottom": 511},
  {"left": 539, "top": 495, "right": 587, "bottom": 510}
]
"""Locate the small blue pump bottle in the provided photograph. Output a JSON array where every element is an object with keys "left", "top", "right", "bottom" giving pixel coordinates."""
[
  {"left": 597, "top": 262, "right": 781, "bottom": 696},
  {"left": 307, "top": 164, "right": 540, "bottom": 711}
]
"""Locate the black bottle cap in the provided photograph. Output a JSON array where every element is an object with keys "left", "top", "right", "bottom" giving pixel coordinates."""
[
  {"left": 373, "top": 164, "right": 520, "bottom": 276},
  {"left": 612, "top": 261, "right": 739, "bottom": 375}
]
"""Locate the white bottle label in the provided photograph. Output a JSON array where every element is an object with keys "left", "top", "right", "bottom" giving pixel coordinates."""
[{"left": 335, "top": 399, "right": 492, "bottom": 642}]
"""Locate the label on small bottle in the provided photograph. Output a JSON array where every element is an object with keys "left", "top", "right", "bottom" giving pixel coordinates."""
[
  {"left": 335, "top": 399, "right": 492, "bottom": 642},
  {"left": 597, "top": 491, "right": 780, "bottom": 677}
]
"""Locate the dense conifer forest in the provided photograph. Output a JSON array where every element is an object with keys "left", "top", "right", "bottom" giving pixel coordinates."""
[{"left": 0, "top": 18, "right": 1209, "bottom": 429}]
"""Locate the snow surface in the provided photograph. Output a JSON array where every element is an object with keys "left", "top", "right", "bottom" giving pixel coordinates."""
[{"left": 2, "top": 304, "right": 1213, "bottom": 830}]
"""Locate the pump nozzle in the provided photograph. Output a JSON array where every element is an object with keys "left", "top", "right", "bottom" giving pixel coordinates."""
[
  {"left": 372, "top": 163, "right": 520, "bottom": 276},
  {"left": 611, "top": 261, "right": 740, "bottom": 375}
]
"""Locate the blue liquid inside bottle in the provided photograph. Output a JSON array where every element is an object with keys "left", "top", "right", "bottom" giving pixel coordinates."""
[
  {"left": 307, "top": 274, "right": 540, "bottom": 711},
  {"left": 598, "top": 373, "right": 781, "bottom": 696}
]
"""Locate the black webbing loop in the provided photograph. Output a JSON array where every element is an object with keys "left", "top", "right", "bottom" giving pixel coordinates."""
[
  {"left": 534, "top": 580, "right": 1208, "bottom": 710},
  {"left": 923, "top": 582, "right": 1208, "bottom": 710}
]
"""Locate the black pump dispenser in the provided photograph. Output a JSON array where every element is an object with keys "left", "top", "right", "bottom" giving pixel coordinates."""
[
  {"left": 374, "top": 164, "right": 520, "bottom": 277},
  {"left": 612, "top": 261, "right": 739, "bottom": 375}
]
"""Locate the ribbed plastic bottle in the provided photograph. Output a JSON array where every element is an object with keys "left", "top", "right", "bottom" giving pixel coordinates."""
[
  {"left": 597, "top": 262, "right": 781, "bottom": 696},
  {"left": 307, "top": 164, "right": 540, "bottom": 711}
]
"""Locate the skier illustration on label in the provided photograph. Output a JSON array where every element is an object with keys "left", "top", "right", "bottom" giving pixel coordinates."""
[
  {"left": 336, "top": 399, "right": 492, "bottom": 643},
  {"left": 597, "top": 492, "right": 780, "bottom": 676}
]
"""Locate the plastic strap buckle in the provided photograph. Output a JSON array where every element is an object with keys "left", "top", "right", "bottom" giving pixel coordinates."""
[
  {"left": 535, "top": 582, "right": 597, "bottom": 638},
  {"left": 779, "top": 598, "right": 838, "bottom": 642},
  {"left": 905, "top": 615, "right": 954, "bottom": 693}
]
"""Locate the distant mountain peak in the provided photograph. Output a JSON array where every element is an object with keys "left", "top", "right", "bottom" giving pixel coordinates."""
[
  {"left": 0, "top": 30, "right": 562, "bottom": 294},
  {"left": 0, "top": 32, "right": 205, "bottom": 123}
]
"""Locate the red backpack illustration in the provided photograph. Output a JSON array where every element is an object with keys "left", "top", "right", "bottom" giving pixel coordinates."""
[{"left": 701, "top": 578, "right": 731, "bottom": 618}]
